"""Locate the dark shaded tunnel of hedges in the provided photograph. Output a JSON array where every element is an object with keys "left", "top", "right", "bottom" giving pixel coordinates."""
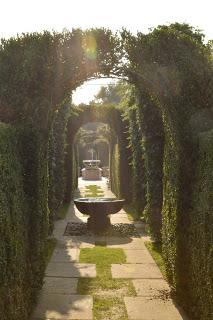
[{"left": 0, "top": 24, "right": 213, "bottom": 320}]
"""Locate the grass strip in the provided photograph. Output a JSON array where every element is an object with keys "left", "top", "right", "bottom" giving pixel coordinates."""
[
  {"left": 145, "top": 241, "right": 166, "bottom": 279},
  {"left": 58, "top": 203, "right": 69, "bottom": 219},
  {"left": 45, "top": 238, "right": 57, "bottom": 266},
  {"left": 77, "top": 246, "right": 136, "bottom": 319},
  {"left": 94, "top": 296, "right": 128, "bottom": 320},
  {"left": 84, "top": 185, "right": 104, "bottom": 198}
]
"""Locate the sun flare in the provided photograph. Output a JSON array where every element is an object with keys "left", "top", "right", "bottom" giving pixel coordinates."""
[{"left": 82, "top": 34, "right": 97, "bottom": 60}]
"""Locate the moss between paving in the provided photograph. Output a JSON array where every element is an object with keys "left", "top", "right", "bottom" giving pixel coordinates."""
[{"left": 77, "top": 246, "right": 136, "bottom": 320}]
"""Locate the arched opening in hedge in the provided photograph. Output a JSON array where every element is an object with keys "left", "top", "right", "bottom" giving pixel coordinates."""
[{"left": 63, "top": 104, "right": 132, "bottom": 203}]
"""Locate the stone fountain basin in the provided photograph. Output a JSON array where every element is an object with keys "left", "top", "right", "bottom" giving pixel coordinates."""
[{"left": 74, "top": 198, "right": 125, "bottom": 216}]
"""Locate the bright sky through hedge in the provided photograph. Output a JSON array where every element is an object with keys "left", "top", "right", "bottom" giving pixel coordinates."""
[
  {"left": 82, "top": 35, "right": 97, "bottom": 60},
  {"left": 1, "top": 0, "right": 212, "bottom": 104}
]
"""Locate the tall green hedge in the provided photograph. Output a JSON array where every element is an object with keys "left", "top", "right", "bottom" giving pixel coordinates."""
[
  {"left": 137, "top": 94, "right": 164, "bottom": 241},
  {"left": 127, "top": 107, "right": 146, "bottom": 216},
  {"left": 188, "top": 129, "right": 213, "bottom": 320},
  {"left": 18, "top": 126, "right": 49, "bottom": 296},
  {"left": 161, "top": 105, "right": 195, "bottom": 312},
  {"left": 0, "top": 123, "right": 29, "bottom": 320},
  {"left": 110, "top": 142, "right": 120, "bottom": 196},
  {"left": 48, "top": 104, "right": 70, "bottom": 229}
]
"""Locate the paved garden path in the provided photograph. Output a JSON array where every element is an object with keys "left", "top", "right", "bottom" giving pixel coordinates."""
[{"left": 31, "top": 178, "right": 188, "bottom": 320}]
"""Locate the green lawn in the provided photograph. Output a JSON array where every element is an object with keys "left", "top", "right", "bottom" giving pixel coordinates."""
[
  {"left": 77, "top": 246, "right": 136, "bottom": 320},
  {"left": 145, "top": 241, "right": 166, "bottom": 279},
  {"left": 84, "top": 185, "right": 104, "bottom": 198}
]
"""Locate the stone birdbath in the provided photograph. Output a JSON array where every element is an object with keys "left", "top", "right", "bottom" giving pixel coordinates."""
[{"left": 74, "top": 198, "right": 125, "bottom": 232}]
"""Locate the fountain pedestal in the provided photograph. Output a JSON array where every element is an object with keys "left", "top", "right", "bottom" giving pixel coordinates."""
[
  {"left": 81, "top": 160, "right": 102, "bottom": 180},
  {"left": 74, "top": 198, "right": 125, "bottom": 232}
]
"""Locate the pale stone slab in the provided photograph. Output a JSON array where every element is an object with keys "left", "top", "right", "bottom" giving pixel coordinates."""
[
  {"left": 57, "top": 236, "right": 95, "bottom": 248},
  {"left": 110, "top": 216, "right": 132, "bottom": 224},
  {"left": 124, "top": 297, "right": 186, "bottom": 320},
  {"left": 42, "top": 277, "right": 78, "bottom": 294},
  {"left": 32, "top": 294, "right": 92, "bottom": 319},
  {"left": 124, "top": 249, "right": 155, "bottom": 264},
  {"left": 110, "top": 213, "right": 129, "bottom": 219},
  {"left": 111, "top": 264, "right": 163, "bottom": 279},
  {"left": 50, "top": 248, "right": 80, "bottom": 263},
  {"left": 106, "top": 237, "right": 146, "bottom": 250},
  {"left": 132, "top": 279, "right": 170, "bottom": 297},
  {"left": 46, "top": 263, "right": 96, "bottom": 278}
]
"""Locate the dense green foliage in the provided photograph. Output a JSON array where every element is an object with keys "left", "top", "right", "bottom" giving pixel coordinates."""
[
  {"left": 188, "top": 130, "right": 213, "bottom": 319},
  {"left": 121, "top": 24, "right": 213, "bottom": 320},
  {"left": 137, "top": 94, "right": 164, "bottom": 240},
  {"left": 0, "top": 123, "right": 29, "bottom": 320},
  {"left": 127, "top": 106, "right": 146, "bottom": 216},
  {"left": 48, "top": 104, "right": 70, "bottom": 230},
  {"left": 110, "top": 143, "right": 120, "bottom": 196}
]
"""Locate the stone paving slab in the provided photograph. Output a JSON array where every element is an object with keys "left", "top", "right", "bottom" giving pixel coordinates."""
[
  {"left": 57, "top": 236, "right": 95, "bottom": 248},
  {"left": 50, "top": 248, "right": 80, "bottom": 263},
  {"left": 46, "top": 263, "right": 96, "bottom": 278},
  {"left": 42, "top": 277, "right": 78, "bottom": 294},
  {"left": 110, "top": 216, "right": 132, "bottom": 224},
  {"left": 111, "top": 263, "right": 163, "bottom": 279},
  {"left": 110, "top": 213, "right": 129, "bottom": 219},
  {"left": 106, "top": 237, "right": 146, "bottom": 249},
  {"left": 124, "top": 297, "right": 186, "bottom": 320},
  {"left": 31, "top": 294, "right": 92, "bottom": 320},
  {"left": 132, "top": 279, "right": 170, "bottom": 297},
  {"left": 124, "top": 249, "right": 155, "bottom": 264}
]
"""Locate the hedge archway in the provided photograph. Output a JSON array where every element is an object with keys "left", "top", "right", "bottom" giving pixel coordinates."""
[{"left": 64, "top": 104, "right": 132, "bottom": 203}]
